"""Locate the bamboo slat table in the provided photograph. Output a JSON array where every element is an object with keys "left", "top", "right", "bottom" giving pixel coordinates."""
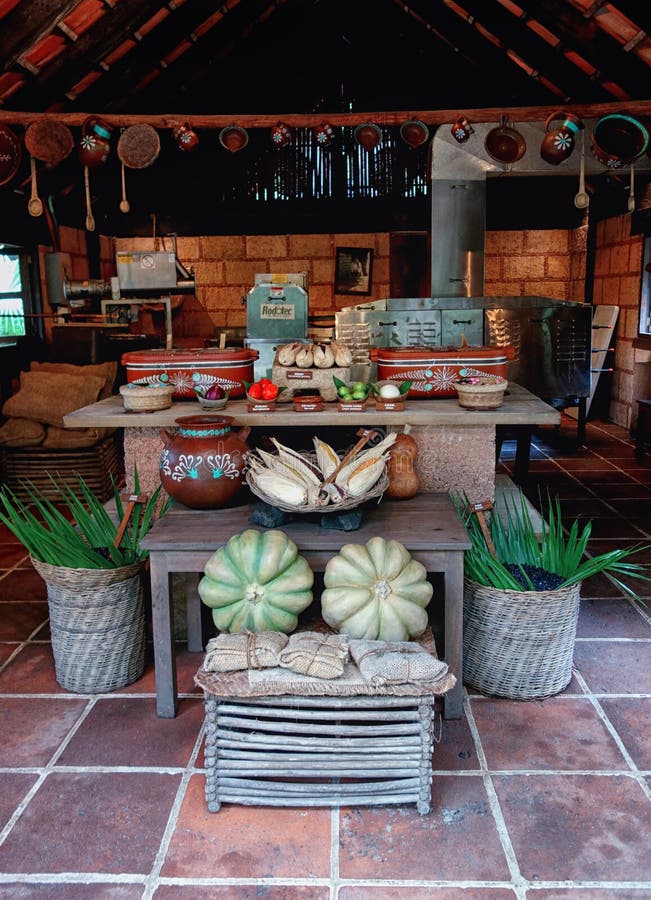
[{"left": 141, "top": 492, "right": 471, "bottom": 720}]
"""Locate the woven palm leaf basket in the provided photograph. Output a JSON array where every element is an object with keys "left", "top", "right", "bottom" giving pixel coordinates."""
[
  {"left": 31, "top": 559, "right": 146, "bottom": 693},
  {"left": 462, "top": 577, "right": 581, "bottom": 700}
]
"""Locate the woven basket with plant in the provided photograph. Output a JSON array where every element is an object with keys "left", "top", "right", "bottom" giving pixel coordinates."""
[{"left": 454, "top": 489, "right": 650, "bottom": 699}]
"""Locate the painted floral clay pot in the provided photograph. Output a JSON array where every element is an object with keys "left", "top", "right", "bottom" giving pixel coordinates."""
[
  {"left": 159, "top": 415, "right": 251, "bottom": 509},
  {"left": 313, "top": 121, "right": 335, "bottom": 147},
  {"left": 591, "top": 114, "right": 649, "bottom": 168},
  {"left": 172, "top": 122, "right": 200, "bottom": 152},
  {"left": 540, "top": 111, "right": 584, "bottom": 166},
  {"left": 451, "top": 115, "right": 474, "bottom": 144},
  {"left": 78, "top": 116, "right": 112, "bottom": 168},
  {"left": 270, "top": 122, "right": 292, "bottom": 148}
]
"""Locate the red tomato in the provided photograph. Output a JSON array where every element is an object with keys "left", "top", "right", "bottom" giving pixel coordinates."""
[
  {"left": 259, "top": 377, "right": 272, "bottom": 387},
  {"left": 262, "top": 383, "right": 279, "bottom": 401},
  {"left": 248, "top": 382, "right": 263, "bottom": 399}
]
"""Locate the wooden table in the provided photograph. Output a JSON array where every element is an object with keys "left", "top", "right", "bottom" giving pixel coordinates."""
[{"left": 141, "top": 493, "right": 471, "bottom": 720}]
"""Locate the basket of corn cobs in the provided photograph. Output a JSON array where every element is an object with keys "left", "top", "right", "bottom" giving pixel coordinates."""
[{"left": 245, "top": 433, "right": 396, "bottom": 513}]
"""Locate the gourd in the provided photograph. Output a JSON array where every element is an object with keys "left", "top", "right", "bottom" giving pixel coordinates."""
[
  {"left": 386, "top": 427, "right": 419, "bottom": 500},
  {"left": 321, "top": 536, "right": 433, "bottom": 641},
  {"left": 198, "top": 529, "right": 314, "bottom": 633}
]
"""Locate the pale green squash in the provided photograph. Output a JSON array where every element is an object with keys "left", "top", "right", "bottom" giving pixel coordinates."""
[
  {"left": 198, "top": 529, "right": 314, "bottom": 633},
  {"left": 321, "top": 536, "right": 432, "bottom": 640}
]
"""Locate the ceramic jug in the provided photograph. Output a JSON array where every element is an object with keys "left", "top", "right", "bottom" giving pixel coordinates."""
[
  {"left": 451, "top": 115, "right": 474, "bottom": 144},
  {"left": 540, "top": 111, "right": 583, "bottom": 166},
  {"left": 159, "top": 415, "right": 251, "bottom": 509}
]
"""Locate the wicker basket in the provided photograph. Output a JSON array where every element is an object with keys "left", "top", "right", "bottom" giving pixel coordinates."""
[
  {"left": 454, "top": 376, "right": 507, "bottom": 410},
  {"left": 246, "top": 448, "right": 389, "bottom": 513},
  {"left": 119, "top": 383, "right": 174, "bottom": 411},
  {"left": 462, "top": 577, "right": 581, "bottom": 700},
  {"left": 31, "top": 558, "right": 146, "bottom": 693}
]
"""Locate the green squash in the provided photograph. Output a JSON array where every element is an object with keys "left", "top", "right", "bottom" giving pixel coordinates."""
[
  {"left": 198, "top": 529, "right": 314, "bottom": 633},
  {"left": 321, "top": 536, "right": 432, "bottom": 641}
]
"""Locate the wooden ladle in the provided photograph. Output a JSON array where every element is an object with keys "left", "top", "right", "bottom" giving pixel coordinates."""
[
  {"left": 84, "top": 165, "right": 95, "bottom": 231},
  {"left": 28, "top": 156, "right": 43, "bottom": 217},
  {"left": 119, "top": 161, "right": 130, "bottom": 213},
  {"left": 574, "top": 133, "right": 589, "bottom": 210}
]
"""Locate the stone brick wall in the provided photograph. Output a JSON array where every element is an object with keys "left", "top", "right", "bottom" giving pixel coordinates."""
[
  {"left": 485, "top": 227, "right": 586, "bottom": 301},
  {"left": 593, "top": 213, "right": 646, "bottom": 428}
]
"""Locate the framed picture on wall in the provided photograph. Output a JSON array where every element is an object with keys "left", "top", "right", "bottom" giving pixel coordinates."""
[{"left": 334, "top": 247, "right": 374, "bottom": 295}]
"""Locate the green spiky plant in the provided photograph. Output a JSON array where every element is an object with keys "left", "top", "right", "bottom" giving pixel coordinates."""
[
  {"left": 0, "top": 468, "right": 171, "bottom": 570},
  {"left": 454, "top": 489, "right": 650, "bottom": 606}
]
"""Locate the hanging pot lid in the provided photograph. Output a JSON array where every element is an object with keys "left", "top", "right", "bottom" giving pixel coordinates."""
[
  {"left": 24, "top": 120, "right": 74, "bottom": 166},
  {"left": 354, "top": 122, "right": 382, "bottom": 149},
  {"left": 400, "top": 119, "right": 429, "bottom": 149},
  {"left": 219, "top": 124, "right": 249, "bottom": 153},
  {"left": 117, "top": 124, "right": 160, "bottom": 169},
  {"left": 0, "top": 124, "right": 21, "bottom": 186},
  {"left": 484, "top": 116, "right": 526, "bottom": 164}
]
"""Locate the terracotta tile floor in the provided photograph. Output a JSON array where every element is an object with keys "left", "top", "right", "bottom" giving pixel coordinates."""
[{"left": 1, "top": 415, "right": 650, "bottom": 899}]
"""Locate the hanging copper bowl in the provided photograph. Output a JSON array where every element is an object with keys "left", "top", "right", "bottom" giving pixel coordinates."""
[
  {"left": 354, "top": 122, "right": 382, "bottom": 150},
  {"left": 400, "top": 119, "right": 429, "bottom": 149},
  {"left": 591, "top": 114, "right": 649, "bottom": 168},
  {"left": 219, "top": 124, "right": 249, "bottom": 153},
  {"left": 0, "top": 124, "right": 21, "bottom": 186},
  {"left": 25, "top": 120, "right": 74, "bottom": 167},
  {"left": 485, "top": 116, "right": 526, "bottom": 164}
]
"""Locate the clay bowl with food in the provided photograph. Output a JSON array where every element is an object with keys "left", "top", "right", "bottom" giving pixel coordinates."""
[{"left": 193, "top": 384, "right": 231, "bottom": 410}]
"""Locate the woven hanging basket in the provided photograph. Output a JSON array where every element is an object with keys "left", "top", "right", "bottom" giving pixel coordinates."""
[
  {"left": 31, "top": 558, "right": 146, "bottom": 693},
  {"left": 25, "top": 120, "right": 74, "bottom": 166},
  {"left": 118, "top": 124, "right": 160, "bottom": 169},
  {"left": 462, "top": 577, "right": 581, "bottom": 700}
]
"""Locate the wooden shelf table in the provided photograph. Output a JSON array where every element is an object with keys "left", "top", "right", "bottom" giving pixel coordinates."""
[{"left": 141, "top": 493, "right": 471, "bottom": 721}]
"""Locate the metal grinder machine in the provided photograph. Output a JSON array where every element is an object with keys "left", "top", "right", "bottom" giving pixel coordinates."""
[{"left": 244, "top": 273, "right": 308, "bottom": 381}]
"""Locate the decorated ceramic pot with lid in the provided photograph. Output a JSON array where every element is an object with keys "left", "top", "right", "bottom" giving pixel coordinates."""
[{"left": 159, "top": 415, "right": 251, "bottom": 509}]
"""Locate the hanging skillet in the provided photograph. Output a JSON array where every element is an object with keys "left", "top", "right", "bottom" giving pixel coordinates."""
[{"left": 485, "top": 116, "right": 526, "bottom": 165}]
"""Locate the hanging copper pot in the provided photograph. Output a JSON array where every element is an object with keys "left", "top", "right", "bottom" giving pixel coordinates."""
[
  {"left": 591, "top": 113, "right": 649, "bottom": 169},
  {"left": 270, "top": 121, "right": 292, "bottom": 149},
  {"left": 400, "top": 119, "right": 429, "bottom": 149},
  {"left": 354, "top": 122, "right": 382, "bottom": 150},
  {"left": 0, "top": 124, "right": 21, "bottom": 186},
  {"left": 485, "top": 116, "right": 526, "bottom": 165},
  {"left": 540, "top": 111, "right": 584, "bottom": 166},
  {"left": 451, "top": 115, "right": 474, "bottom": 144},
  {"left": 219, "top": 124, "right": 248, "bottom": 153},
  {"left": 313, "top": 121, "right": 335, "bottom": 147},
  {"left": 172, "top": 122, "right": 200, "bottom": 152}
]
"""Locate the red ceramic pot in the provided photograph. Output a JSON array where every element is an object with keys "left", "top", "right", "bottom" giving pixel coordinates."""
[
  {"left": 313, "top": 121, "right": 335, "bottom": 147},
  {"left": 540, "top": 111, "right": 583, "bottom": 166},
  {"left": 219, "top": 124, "right": 248, "bottom": 153},
  {"left": 485, "top": 116, "right": 526, "bottom": 165},
  {"left": 270, "top": 122, "right": 292, "bottom": 148},
  {"left": 172, "top": 123, "right": 200, "bottom": 152},
  {"left": 369, "top": 345, "right": 515, "bottom": 398},
  {"left": 159, "top": 415, "right": 251, "bottom": 509},
  {"left": 122, "top": 347, "right": 259, "bottom": 399},
  {"left": 451, "top": 115, "right": 474, "bottom": 144},
  {"left": 354, "top": 123, "right": 382, "bottom": 150},
  {"left": 400, "top": 119, "right": 429, "bottom": 149}
]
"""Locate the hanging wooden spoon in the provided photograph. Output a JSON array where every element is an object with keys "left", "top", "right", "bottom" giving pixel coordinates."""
[
  {"left": 84, "top": 165, "right": 95, "bottom": 231},
  {"left": 627, "top": 164, "right": 635, "bottom": 213},
  {"left": 574, "top": 133, "right": 589, "bottom": 210},
  {"left": 28, "top": 155, "right": 43, "bottom": 217},
  {"left": 119, "top": 161, "right": 130, "bottom": 213}
]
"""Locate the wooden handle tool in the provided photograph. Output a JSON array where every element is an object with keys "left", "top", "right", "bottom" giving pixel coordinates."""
[
  {"left": 469, "top": 500, "right": 497, "bottom": 558},
  {"left": 322, "top": 428, "right": 382, "bottom": 486},
  {"left": 114, "top": 492, "right": 148, "bottom": 549}
]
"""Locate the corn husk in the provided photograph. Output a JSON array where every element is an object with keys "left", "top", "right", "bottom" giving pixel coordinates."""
[
  {"left": 295, "top": 345, "right": 314, "bottom": 368},
  {"left": 270, "top": 438, "right": 322, "bottom": 485},
  {"left": 313, "top": 343, "right": 335, "bottom": 368},
  {"left": 248, "top": 468, "right": 308, "bottom": 506},
  {"left": 277, "top": 342, "right": 302, "bottom": 366},
  {"left": 313, "top": 437, "right": 340, "bottom": 479},
  {"left": 331, "top": 340, "right": 353, "bottom": 367}
]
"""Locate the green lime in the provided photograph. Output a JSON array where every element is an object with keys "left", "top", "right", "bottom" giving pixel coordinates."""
[
  {"left": 337, "top": 385, "right": 350, "bottom": 398},
  {"left": 352, "top": 389, "right": 366, "bottom": 400},
  {"left": 353, "top": 381, "right": 366, "bottom": 392}
]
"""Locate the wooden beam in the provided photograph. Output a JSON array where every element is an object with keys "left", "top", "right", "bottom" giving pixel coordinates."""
[
  {"left": 1, "top": 99, "right": 651, "bottom": 129},
  {"left": 0, "top": 0, "right": 80, "bottom": 71}
]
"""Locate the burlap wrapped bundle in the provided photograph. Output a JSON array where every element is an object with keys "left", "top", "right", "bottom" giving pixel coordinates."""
[
  {"left": 350, "top": 639, "right": 448, "bottom": 687},
  {"left": 203, "top": 631, "right": 289, "bottom": 673},
  {"left": 279, "top": 632, "right": 349, "bottom": 679}
]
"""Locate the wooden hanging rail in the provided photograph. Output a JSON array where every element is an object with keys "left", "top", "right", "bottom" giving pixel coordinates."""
[{"left": 1, "top": 100, "right": 651, "bottom": 130}]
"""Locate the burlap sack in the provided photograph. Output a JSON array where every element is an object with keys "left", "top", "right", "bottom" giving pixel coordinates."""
[
  {"left": 31, "top": 361, "right": 117, "bottom": 400},
  {"left": 203, "top": 631, "right": 289, "bottom": 672},
  {"left": 42, "top": 425, "right": 114, "bottom": 449},
  {"left": 349, "top": 639, "right": 448, "bottom": 687},
  {"left": 0, "top": 417, "right": 46, "bottom": 447},
  {"left": 2, "top": 371, "right": 105, "bottom": 427},
  {"left": 279, "top": 632, "right": 349, "bottom": 679}
]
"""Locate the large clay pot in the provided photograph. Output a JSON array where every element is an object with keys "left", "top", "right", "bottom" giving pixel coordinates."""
[
  {"left": 159, "top": 415, "right": 251, "bottom": 509},
  {"left": 540, "top": 110, "right": 583, "bottom": 166}
]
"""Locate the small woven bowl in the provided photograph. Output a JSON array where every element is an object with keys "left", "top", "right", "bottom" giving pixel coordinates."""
[
  {"left": 120, "top": 383, "right": 175, "bottom": 411},
  {"left": 454, "top": 376, "right": 507, "bottom": 410}
]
